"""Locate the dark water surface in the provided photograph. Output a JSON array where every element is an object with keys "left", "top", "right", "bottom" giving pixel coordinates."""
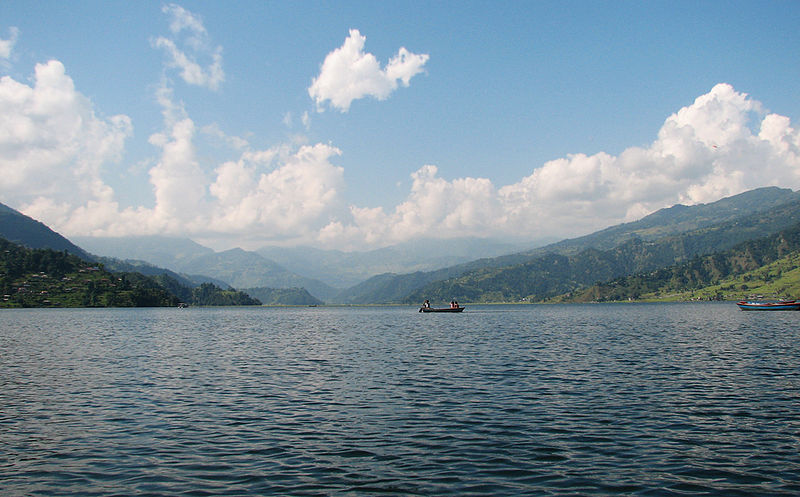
[{"left": 1, "top": 303, "right": 799, "bottom": 496}]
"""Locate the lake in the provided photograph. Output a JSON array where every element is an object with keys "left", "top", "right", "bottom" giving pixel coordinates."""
[{"left": 1, "top": 303, "right": 799, "bottom": 496}]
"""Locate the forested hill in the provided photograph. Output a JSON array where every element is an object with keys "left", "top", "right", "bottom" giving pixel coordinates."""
[
  {"left": 0, "top": 237, "right": 178, "bottom": 307},
  {"left": 402, "top": 191, "right": 800, "bottom": 304},
  {"left": 243, "top": 287, "right": 324, "bottom": 306},
  {"left": 566, "top": 222, "right": 800, "bottom": 302},
  {"left": 0, "top": 238, "right": 260, "bottom": 308}
]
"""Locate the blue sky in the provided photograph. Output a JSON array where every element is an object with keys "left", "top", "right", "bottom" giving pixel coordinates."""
[{"left": 2, "top": 1, "right": 799, "bottom": 250}]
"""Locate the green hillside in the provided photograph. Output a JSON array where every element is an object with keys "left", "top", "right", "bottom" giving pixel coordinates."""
[
  {"left": 403, "top": 194, "right": 800, "bottom": 304},
  {"left": 0, "top": 238, "right": 261, "bottom": 308},
  {"left": 694, "top": 254, "right": 800, "bottom": 301},
  {"left": 563, "top": 223, "right": 800, "bottom": 303},
  {"left": 243, "top": 287, "right": 324, "bottom": 306},
  {"left": 189, "top": 282, "right": 261, "bottom": 306},
  {"left": 0, "top": 238, "right": 179, "bottom": 307},
  {"left": 0, "top": 202, "right": 265, "bottom": 307}
]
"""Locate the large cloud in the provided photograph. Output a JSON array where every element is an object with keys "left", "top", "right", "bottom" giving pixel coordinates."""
[
  {"left": 22, "top": 82, "right": 348, "bottom": 243},
  {"left": 322, "top": 165, "right": 505, "bottom": 247},
  {"left": 309, "top": 29, "right": 429, "bottom": 112},
  {"left": 207, "top": 143, "right": 346, "bottom": 241},
  {"left": 0, "top": 60, "right": 131, "bottom": 225}
]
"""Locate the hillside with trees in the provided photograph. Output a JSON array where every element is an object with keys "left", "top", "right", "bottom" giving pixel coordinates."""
[
  {"left": 243, "top": 287, "right": 324, "bottom": 306},
  {"left": 562, "top": 223, "right": 800, "bottom": 303},
  {"left": 0, "top": 238, "right": 261, "bottom": 308},
  {"left": 189, "top": 282, "right": 261, "bottom": 306},
  {"left": 402, "top": 192, "right": 800, "bottom": 304},
  {"left": 0, "top": 238, "right": 179, "bottom": 307}
]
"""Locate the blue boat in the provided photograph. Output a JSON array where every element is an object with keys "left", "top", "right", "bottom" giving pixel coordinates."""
[{"left": 736, "top": 300, "right": 800, "bottom": 311}]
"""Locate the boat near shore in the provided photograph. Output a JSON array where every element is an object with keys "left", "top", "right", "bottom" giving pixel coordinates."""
[{"left": 736, "top": 300, "right": 800, "bottom": 311}]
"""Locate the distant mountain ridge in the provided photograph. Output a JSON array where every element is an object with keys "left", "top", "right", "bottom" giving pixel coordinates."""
[
  {"left": 75, "top": 234, "right": 528, "bottom": 291},
  {"left": 243, "top": 287, "right": 324, "bottom": 306},
  {"left": 71, "top": 235, "right": 214, "bottom": 268},
  {"left": 175, "top": 248, "right": 338, "bottom": 301},
  {"left": 73, "top": 236, "right": 339, "bottom": 301},
  {"left": 257, "top": 238, "right": 528, "bottom": 288}
]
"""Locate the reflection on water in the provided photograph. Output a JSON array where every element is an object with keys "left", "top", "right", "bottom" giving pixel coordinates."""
[{"left": 1, "top": 304, "right": 799, "bottom": 495}]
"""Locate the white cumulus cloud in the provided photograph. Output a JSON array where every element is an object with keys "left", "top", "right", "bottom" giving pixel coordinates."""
[
  {"left": 207, "top": 143, "right": 346, "bottom": 242},
  {"left": 0, "top": 60, "right": 131, "bottom": 227},
  {"left": 309, "top": 29, "right": 429, "bottom": 112}
]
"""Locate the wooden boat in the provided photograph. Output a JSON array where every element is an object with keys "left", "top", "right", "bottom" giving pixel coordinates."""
[
  {"left": 736, "top": 300, "right": 800, "bottom": 311},
  {"left": 419, "top": 306, "right": 465, "bottom": 313}
]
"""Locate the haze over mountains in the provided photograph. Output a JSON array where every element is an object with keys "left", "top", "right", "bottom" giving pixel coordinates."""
[
  {"left": 4, "top": 186, "right": 800, "bottom": 305},
  {"left": 72, "top": 235, "right": 528, "bottom": 301}
]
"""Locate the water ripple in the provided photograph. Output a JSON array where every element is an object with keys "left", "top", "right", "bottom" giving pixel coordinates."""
[{"left": 1, "top": 304, "right": 799, "bottom": 495}]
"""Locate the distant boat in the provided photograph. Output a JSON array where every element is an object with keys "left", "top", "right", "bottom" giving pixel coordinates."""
[
  {"left": 736, "top": 300, "right": 800, "bottom": 311},
  {"left": 419, "top": 306, "right": 465, "bottom": 313}
]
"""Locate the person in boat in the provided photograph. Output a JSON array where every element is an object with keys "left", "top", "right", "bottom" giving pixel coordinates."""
[
  {"left": 454, "top": 300, "right": 459, "bottom": 308},
  {"left": 422, "top": 299, "right": 431, "bottom": 308}
]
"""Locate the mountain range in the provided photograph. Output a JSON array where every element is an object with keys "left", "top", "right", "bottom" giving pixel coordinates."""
[
  {"left": 345, "top": 187, "right": 800, "bottom": 303},
  {"left": 73, "top": 235, "right": 528, "bottom": 295},
  {"left": 4, "top": 185, "right": 800, "bottom": 305}
]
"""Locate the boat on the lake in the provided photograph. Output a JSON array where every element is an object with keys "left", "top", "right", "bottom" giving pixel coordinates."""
[
  {"left": 419, "top": 299, "right": 464, "bottom": 313},
  {"left": 419, "top": 306, "right": 465, "bottom": 313},
  {"left": 736, "top": 300, "right": 800, "bottom": 311}
]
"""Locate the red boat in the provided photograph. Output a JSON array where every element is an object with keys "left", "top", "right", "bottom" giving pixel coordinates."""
[{"left": 736, "top": 300, "right": 800, "bottom": 311}]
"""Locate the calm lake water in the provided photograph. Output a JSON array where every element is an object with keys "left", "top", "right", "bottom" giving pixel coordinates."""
[{"left": 1, "top": 303, "right": 799, "bottom": 496}]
